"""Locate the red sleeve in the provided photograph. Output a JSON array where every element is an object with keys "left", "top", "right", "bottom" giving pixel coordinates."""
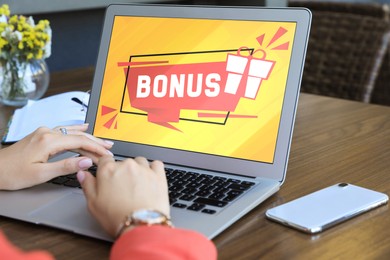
[
  {"left": 0, "top": 232, "right": 54, "bottom": 260},
  {"left": 110, "top": 226, "right": 217, "bottom": 260}
]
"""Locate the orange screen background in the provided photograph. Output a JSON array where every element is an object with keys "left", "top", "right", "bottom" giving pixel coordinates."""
[{"left": 94, "top": 16, "right": 296, "bottom": 163}]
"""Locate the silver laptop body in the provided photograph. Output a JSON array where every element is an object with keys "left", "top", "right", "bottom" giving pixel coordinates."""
[{"left": 0, "top": 4, "right": 311, "bottom": 242}]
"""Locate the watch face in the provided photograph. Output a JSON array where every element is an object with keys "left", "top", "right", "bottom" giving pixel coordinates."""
[{"left": 133, "top": 210, "right": 165, "bottom": 224}]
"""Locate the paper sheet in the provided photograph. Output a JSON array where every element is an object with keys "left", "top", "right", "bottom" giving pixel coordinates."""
[{"left": 2, "top": 91, "right": 88, "bottom": 143}]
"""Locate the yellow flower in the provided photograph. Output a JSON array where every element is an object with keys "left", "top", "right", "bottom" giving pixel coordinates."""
[
  {"left": 9, "top": 15, "right": 18, "bottom": 24},
  {"left": 36, "top": 49, "right": 43, "bottom": 59},
  {"left": 0, "top": 38, "right": 7, "bottom": 49},
  {"left": 29, "top": 31, "right": 36, "bottom": 40},
  {"left": 0, "top": 4, "right": 51, "bottom": 62},
  {"left": 26, "top": 39, "right": 33, "bottom": 48},
  {"left": 0, "top": 4, "right": 10, "bottom": 16}
]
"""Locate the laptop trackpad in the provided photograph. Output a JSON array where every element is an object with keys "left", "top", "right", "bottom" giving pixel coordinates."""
[{"left": 28, "top": 192, "right": 111, "bottom": 240}]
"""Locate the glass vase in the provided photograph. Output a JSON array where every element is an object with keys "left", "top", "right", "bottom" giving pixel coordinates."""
[{"left": 0, "top": 58, "right": 50, "bottom": 107}]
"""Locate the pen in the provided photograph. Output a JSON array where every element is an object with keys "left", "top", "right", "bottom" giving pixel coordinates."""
[{"left": 71, "top": 97, "right": 88, "bottom": 109}]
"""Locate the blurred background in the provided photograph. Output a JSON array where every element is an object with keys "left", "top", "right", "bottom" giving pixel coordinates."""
[{"left": 3, "top": 0, "right": 389, "bottom": 106}]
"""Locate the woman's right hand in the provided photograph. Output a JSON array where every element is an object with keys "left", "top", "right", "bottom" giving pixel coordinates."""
[{"left": 77, "top": 156, "right": 170, "bottom": 238}]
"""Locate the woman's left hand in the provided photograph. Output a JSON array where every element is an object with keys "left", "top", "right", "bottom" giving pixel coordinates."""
[{"left": 0, "top": 124, "right": 113, "bottom": 190}]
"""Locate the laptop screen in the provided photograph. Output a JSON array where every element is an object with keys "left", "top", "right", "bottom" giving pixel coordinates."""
[{"left": 92, "top": 15, "right": 297, "bottom": 164}]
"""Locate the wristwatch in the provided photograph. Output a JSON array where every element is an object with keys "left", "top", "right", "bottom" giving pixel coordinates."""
[{"left": 116, "top": 209, "right": 173, "bottom": 238}]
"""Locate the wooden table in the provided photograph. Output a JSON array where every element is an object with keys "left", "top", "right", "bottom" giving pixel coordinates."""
[{"left": 1, "top": 68, "right": 389, "bottom": 259}]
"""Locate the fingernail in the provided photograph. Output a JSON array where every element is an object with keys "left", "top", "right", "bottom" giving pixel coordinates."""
[
  {"left": 107, "top": 150, "right": 114, "bottom": 156},
  {"left": 104, "top": 140, "right": 114, "bottom": 146},
  {"left": 77, "top": 171, "right": 85, "bottom": 183},
  {"left": 78, "top": 158, "right": 93, "bottom": 169}
]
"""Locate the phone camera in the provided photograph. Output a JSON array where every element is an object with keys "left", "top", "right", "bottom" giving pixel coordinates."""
[{"left": 338, "top": 183, "right": 349, "bottom": 187}]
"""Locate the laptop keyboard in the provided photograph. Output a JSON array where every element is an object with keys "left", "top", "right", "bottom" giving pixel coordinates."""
[
  {"left": 166, "top": 168, "right": 255, "bottom": 214},
  {"left": 48, "top": 166, "right": 256, "bottom": 215}
]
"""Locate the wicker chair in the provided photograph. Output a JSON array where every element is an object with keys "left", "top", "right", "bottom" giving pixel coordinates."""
[
  {"left": 371, "top": 45, "right": 390, "bottom": 106},
  {"left": 289, "top": 1, "right": 390, "bottom": 104}
]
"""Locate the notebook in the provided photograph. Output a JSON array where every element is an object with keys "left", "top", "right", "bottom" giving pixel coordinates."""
[
  {"left": 1, "top": 91, "right": 88, "bottom": 144},
  {"left": 0, "top": 4, "right": 311, "bottom": 241}
]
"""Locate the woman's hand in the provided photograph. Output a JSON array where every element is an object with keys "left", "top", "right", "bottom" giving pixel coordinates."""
[
  {"left": 51, "top": 124, "right": 112, "bottom": 161},
  {"left": 77, "top": 156, "right": 170, "bottom": 238},
  {"left": 0, "top": 124, "right": 113, "bottom": 190}
]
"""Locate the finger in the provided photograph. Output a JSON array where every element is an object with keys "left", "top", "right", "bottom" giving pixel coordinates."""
[
  {"left": 72, "top": 150, "right": 99, "bottom": 164},
  {"left": 54, "top": 125, "right": 113, "bottom": 150},
  {"left": 98, "top": 154, "right": 117, "bottom": 164},
  {"left": 53, "top": 123, "right": 89, "bottom": 132},
  {"left": 96, "top": 155, "right": 117, "bottom": 177},
  {"left": 134, "top": 157, "right": 149, "bottom": 167},
  {"left": 150, "top": 160, "right": 165, "bottom": 174},
  {"left": 47, "top": 134, "right": 113, "bottom": 158},
  {"left": 66, "top": 131, "right": 113, "bottom": 149},
  {"left": 77, "top": 170, "right": 97, "bottom": 200},
  {"left": 150, "top": 161, "right": 168, "bottom": 189},
  {"left": 37, "top": 157, "right": 93, "bottom": 181},
  {"left": 72, "top": 149, "right": 112, "bottom": 164}
]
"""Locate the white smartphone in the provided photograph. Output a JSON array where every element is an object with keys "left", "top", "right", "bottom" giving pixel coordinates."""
[{"left": 265, "top": 183, "right": 389, "bottom": 234}]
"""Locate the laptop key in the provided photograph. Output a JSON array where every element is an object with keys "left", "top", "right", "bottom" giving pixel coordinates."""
[
  {"left": 172, "top": 170, "right": 186, "bottom": 176},
  {"left": 172, "top": 203, "right": 187, "bottom": 208},
  {"left": 209, "top": 192, "right": 225, "bottom": 200},
  {"left": 227, "top": 190, "right": 243, "bottom": 196},
  {"left": 186, "top": 182, "right": 200, "bottom": 188},
  {"left": 201, "top": 179, "right": 215, "bottom": 185},
  {"left": 169, "top": 198, "right": 177, "bottom": 205},
  {"left": 181, "top": 187, "right": 198, "bottom": 195},
  {"left": 199, "top": 185, "right": 214, "bottom": 191},
  {"left": 172, "top": 179, "right": 188, "bottom": 186},
  {"left": 202, "top": 209, "right": 217, "bottom": 214},
  {"left": 50, "top": 177, "right": 68, "bottom": 185},
  {"left": 227, "top": 178, "right": 241, "bottom": 183},
  {"left": 194, "top": 197, "right": 228, "bottom": 207},
  {"left": 241, "top": 181, "right": 256, "bottom": 186},
  {"left": 88, "top": 165, "right": 98, "bottom": 176},
  {"left": 213, "top": 180, "right": 230, "bottom": 188},
  {"left": 195, "top": 190, "right": 211, "bottom": 197},
  {"left": 187, "top": 171, "right": 200, "bottom": 176},
  {"left": 213, "top": 176, "right": 227, "bottom": 181},
  {"left": 165, "top": 168, "right": 174, "bottom": 174},
  {"left": 223, "top": 195, "right": 239, "bottom": 202},
  {"left": 169, "top": 191, "right": 182, "bottom": 199},
  {"left": 227, "top": 183, "right": 251, "bottom": 191},
  {"left": 169, "top": 185, "right": 183, "bottom": 192},
  {"left": 213, "top": 187, "right": 230, "bottom": 193},
  {"left": 180, "top": 194, "right": 196, "bottom": 201},
  {"left": 187, "top": 203, "right": 205, "bottom": 211},
  {"left": 66, "top": 174, "right": 77, "bottom": 179},
  {"left": 223, "top": 190, "right": 244, "bottom": 201},
  {"left": 186, "top": 176, "right": 198, "bottom": 182}
]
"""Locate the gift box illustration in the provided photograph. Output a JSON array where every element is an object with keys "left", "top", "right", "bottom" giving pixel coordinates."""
[{"left": 225, "top": 47, "right": 275, "bottom": 99}]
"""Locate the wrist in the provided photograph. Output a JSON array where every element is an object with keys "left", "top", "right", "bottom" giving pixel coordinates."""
[{"left": 115, "top": 209, "right": 173, "bottom": 239}]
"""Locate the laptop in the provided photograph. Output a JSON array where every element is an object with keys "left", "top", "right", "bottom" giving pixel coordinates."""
[{"left": 0, "top": 4, "right": 311, "bottom": 242}]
